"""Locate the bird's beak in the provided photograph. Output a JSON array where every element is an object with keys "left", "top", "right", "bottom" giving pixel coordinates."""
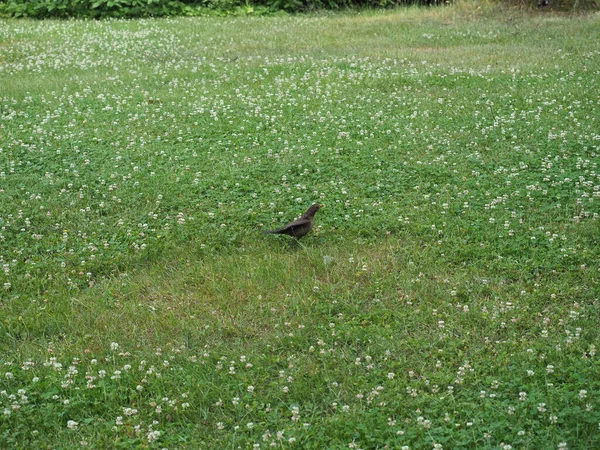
[{"left": 319, "top": 204, "right": 325, "bottom": 208}]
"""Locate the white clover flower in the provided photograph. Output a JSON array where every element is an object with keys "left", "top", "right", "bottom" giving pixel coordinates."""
[
  {"left": 123, "top": 407, "right": 137, "bottom": 416},
  {"left": 147, "top": 430, "right": 161, "bottom": 443}
]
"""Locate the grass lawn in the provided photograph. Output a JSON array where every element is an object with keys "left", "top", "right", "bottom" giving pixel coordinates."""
[{"left": 1, "top": 4, "right": 599, "bottom": 449}]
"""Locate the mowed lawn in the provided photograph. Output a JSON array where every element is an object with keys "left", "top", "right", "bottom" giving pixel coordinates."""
[{"left": 0, "top": 5, "right": 599, "bottom": 449}]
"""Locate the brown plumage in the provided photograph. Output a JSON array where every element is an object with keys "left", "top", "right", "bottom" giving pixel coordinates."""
[{"left": 263, "top": 204, "right": 324, "bottom": 240}]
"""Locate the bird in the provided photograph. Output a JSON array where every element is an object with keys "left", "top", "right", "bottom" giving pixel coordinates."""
[{"left": 263, "top": 204, "right": 324, "bottom": 240}]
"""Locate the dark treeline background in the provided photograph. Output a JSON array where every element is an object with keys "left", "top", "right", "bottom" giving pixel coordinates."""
[{"left": 0, "top": 0, "right": 597, "bottom": 20}]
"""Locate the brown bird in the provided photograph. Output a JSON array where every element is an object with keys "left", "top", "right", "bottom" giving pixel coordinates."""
[{"left": 263, "top": 204, "right": 324, "bottom": 240}]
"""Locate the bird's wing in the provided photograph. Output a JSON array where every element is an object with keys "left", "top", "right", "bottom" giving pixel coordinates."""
[
  {"left": 264, "top": 218, "right": 311, "bottom": 234},
  {"left": 284, "top": 217, "right": 311, "bottom": 229}
]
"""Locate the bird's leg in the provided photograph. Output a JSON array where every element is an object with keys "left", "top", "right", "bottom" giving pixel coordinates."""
[{"left": 285, "top": 238, "right": 305, "bottom": 250}]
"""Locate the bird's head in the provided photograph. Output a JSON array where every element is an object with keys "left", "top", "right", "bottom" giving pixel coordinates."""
[{"left": 306, "top": 203, "right": 325, "bottom": 216}]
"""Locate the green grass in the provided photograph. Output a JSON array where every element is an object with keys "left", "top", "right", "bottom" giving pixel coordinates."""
[{"left": 1, "top": 4, "right": 599, "bottom": 449}]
